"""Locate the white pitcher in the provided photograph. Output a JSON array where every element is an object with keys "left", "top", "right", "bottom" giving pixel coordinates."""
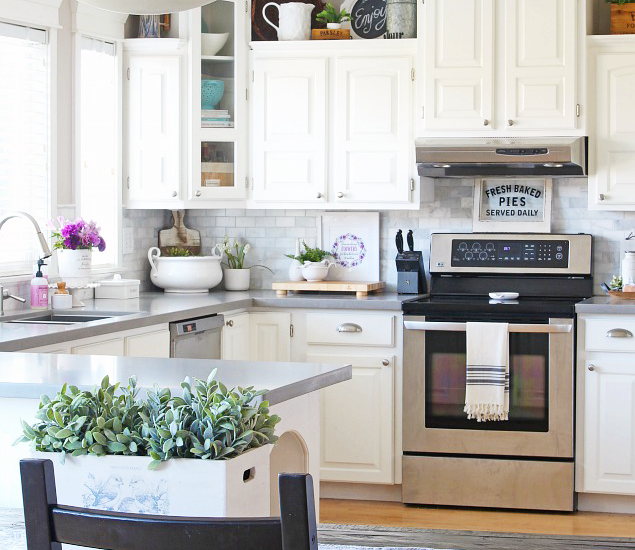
[{"left": 262, "top": 2, "right": 313, "bottom": 41}]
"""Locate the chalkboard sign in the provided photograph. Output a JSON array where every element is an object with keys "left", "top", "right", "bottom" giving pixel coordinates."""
[{"left": 350, "top": 0, "right": 386, "bottom": 39}]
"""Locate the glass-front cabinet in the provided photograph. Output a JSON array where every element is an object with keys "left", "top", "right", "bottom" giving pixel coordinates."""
[{"left": 189, "top": 1, "right": 248, "bottom": 202}]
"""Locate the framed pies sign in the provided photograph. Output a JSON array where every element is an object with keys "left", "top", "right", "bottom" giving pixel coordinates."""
[{"left": 472, "top": 178, "right": 552, "bottom": 233}]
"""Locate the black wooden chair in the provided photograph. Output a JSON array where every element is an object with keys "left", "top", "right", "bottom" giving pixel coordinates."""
[{"left": 20, "top": 458, "right": 317, "bottom": 550}]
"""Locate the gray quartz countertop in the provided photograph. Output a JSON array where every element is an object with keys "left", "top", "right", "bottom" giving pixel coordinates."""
[
  {"left": 0, "top": 352, "right": 352, "bottom": 405},
  {"left": 576, "top": 295, "right": 635, "bottom": 314},
  {"left": 0, "top": 289, "right": 416, "bottom": 352}
]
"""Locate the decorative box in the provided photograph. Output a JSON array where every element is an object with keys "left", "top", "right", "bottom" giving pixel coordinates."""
[{"left": 95, "top": 277, "right": 140, "bottom": 300}]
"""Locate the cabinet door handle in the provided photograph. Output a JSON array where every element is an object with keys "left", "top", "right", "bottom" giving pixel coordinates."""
[
  {"left": 337, "top": 323, "right": 362, "bottom": 333},
  {"left": 172, "top": 191, "right": 178, "bottom": 197},
  {"left": 483, "top": 119, "right": 489, "bottom": 126},
  {"left": 316, "top": 192, "right": 323, "bottom": 199},
  {"left": 337, "top": 192, "right": 344, "bottom": 198},
  {"left": 226, "top": 320, "right": 234, "bottom": 327},
  {"left": 606, "top": 328, "right": 633, "bottom": 338},
  {"left": 195, "top": 190, "right": 201, "bottom": 197},
  {"left": 507, "top": 119, "right": 514, "bottom": 126},
  {"left": 382, "top": 359, "right": 390, "bottom": 366},
  {"left": 599, "top": 193, "right": 605, "bottom": 201},
  {"left": 588, "top": 364, "right": 595, "bottom": 372}
]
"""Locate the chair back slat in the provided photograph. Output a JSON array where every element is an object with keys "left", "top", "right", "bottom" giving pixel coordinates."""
[{"left": 20, "top": 458, "right": 316, "bottom": 550}]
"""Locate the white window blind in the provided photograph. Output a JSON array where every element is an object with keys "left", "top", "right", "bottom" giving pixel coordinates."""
[
  {"left": 0, "top": 22, "right": 50, "bottom": 275},
  {"left": 79, "top": 36, "right": 118, "bottom": 268}
]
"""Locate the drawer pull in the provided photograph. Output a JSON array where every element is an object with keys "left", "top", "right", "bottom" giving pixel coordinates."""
[
  {"left": 382, "top": 359, "right": 389, "bottom": 366},
  {"left": 337, "top": 323, "right": 362, "bottom": 333},
  {"left": 588, "top": 364, "right": 595, "bottom": 372},
  {"left": 606, "top": 328, "right": 633, "bottom": 338}
]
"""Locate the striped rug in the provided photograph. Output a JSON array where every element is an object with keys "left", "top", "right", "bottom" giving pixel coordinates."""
[{"left": 317, "top": 523, "right": 635, "bottom": 550}]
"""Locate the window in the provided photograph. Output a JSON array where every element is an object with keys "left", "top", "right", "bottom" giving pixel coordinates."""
[
  {"left": 0, "top": 21, "right": 50, "bottom": 276},
  {"left": 78, "top": 36, "right": 118, "bottom": 268}
]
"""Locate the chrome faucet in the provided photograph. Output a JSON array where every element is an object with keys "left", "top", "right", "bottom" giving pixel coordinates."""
[
  {"left": 0, "top": 284, "right": 26, "bottom": 316},
  {"left": 0, "top": 211, "right": 52, "bottom": 259}
]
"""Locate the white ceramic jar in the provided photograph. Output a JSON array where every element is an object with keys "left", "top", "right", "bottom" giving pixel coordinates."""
[{"left": 622, "top": 251, "right": 635, "bottom": 291}]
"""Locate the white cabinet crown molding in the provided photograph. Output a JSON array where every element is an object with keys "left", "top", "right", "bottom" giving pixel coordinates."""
[
  {"left": 0, "top": 0, "right": 63, "bottom": 28},
  {"left": 72, "top": 2, "right": 127, "bottom": 39}
]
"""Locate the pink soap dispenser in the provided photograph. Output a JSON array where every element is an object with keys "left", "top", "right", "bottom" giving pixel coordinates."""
[{"left": 30, "top": 258, "right": 49, "bottom": 310}]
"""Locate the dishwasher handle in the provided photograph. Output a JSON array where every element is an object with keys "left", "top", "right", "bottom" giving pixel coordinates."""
[{"left": 170, "top": 314, "right": 225, "bottom": 337}]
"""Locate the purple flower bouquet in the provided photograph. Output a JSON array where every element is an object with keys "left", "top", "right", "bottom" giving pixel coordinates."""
[{"left": 49, "top": 217, "right": 106, "bottom": 252}]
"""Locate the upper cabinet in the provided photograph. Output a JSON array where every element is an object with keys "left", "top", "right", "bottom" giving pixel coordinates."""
[
  {"left": 249, "top": 41, "right": 419, "bottom": 210},
  {"left": 417, "top": 0, "right": 584, "bottom": 137},
  {"left": 587, "top": 37, "right": 635, "bottom": 210}
]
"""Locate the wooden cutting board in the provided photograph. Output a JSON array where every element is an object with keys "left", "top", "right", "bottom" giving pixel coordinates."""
[
  {"left": 158, "top": 210, "right": 201, "bottom": 255},
  {"left": 272, "top": 280, "right": 385, "bottom": 298}
]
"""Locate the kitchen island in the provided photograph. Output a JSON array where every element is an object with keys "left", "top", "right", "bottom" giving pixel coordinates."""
[{"left": 0, "top": 351, "right": 351, "bottom": 513}]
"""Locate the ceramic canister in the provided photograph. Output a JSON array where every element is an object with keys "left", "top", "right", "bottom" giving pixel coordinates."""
[
  {"left": 622, "top": 251, "right": 635, "bottom": 289},
  {"left": 385, "top": 0, "right": 416, "bottom": 39}
]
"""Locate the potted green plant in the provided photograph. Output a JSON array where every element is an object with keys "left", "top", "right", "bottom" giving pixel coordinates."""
[
  {"left": 216, "top": 236, "right": 273, "bottom": 291},
  {"left": 285, "top": 241, "right": 334, "bottom": 281},
  {"left": 14, "top": 370, "right": 280, "bottom": 517},
  {"left": 606, "top": 0, "right": 635, "bottom": 34},
  {"left": 315, "top": 2, "right": 351, "bottom": 29}
]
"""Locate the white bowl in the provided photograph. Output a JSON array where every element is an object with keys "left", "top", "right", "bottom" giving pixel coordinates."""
[
  {"left": 148, "top": 247, "right": 223, "bottom": 293},
  {"left": 201, "top": 32, "right": 229, "bottom": 56},
  {"left": 301, "top": 260, "right": 335, "bottom": 282},
  {"left": 489, "top": 292, "right": 520, "bottom": 300}
]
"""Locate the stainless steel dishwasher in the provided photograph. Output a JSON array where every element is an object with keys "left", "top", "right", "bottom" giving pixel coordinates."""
[{"left": 169, "top": 314, "right": 225, "bottom": 359}]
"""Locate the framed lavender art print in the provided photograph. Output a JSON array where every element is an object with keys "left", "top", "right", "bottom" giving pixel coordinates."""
[{"left": 318, "top": 212, "right": 380, "bottom": 282}]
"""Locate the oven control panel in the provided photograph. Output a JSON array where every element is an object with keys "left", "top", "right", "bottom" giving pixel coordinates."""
[{"left": 451, "top": 239, "right": 569, "bottom": 267}]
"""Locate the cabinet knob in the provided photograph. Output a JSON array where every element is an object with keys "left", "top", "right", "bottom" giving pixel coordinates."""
[
  {"left": 599, "top": 194, "right": 605, "bottom": 201},
  {"left": 226, "top": 320, "right": 234, "bottom": 327},
  {"left": 588, "top": 364, "right": 595, "bottom": 371},
  {"left": 316, "top": 192, "right": 323, "bottom": 199},
  {"left": 382, "top": 359, "right": 390, "bottom": 366},
  {"left": 507, "top": 119, "right": 514, "bottom": 126},
  {"left": 195, "top": 190, "right": 201, "bottom": 197},
  {"left": 172, "top": 191, "right": 178, "bottom": 197},
  {"left": 337, "top": 192, "right": 344, "bottom": 198},
  {"left": 337, "top": 323, "right": 362, "bottom": 333},
  {"left": 606, "top": 328, "right": 633, "bottom": 338},
  {"left": 483, "top": 119, "right": 489, "bottom": 126}
]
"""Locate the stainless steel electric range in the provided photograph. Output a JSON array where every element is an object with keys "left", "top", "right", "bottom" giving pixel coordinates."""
[{"left": 401, "top": 232, "right": 593, "bottom": 511}]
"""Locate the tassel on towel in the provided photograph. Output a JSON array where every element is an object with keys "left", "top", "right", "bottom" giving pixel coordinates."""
[{"left": 464, "top": 322, "right": 509, "bottom": 422}]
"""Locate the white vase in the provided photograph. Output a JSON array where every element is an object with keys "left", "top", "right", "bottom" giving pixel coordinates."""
[
  {"left": 57, "top": 249, "right": 92, "bottom": 287},
  {"left": 224, "top": 268, "right": 250, "bottom": 291},
  {"left": 288, "top": 259, "right": 304, "bottom": 281}
]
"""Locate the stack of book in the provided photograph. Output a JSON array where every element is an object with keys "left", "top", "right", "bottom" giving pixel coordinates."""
[{"left": 201, "top": 109, "right": 233, "bottom": 128}]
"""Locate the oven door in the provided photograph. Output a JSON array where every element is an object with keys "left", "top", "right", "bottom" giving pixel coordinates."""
[{"left": 402, "top": 316, "right": 573, "bottom": 458}]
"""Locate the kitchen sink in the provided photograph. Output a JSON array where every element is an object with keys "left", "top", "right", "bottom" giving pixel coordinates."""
[{"left": 7, "top": 312, "right": 134, "bottom": 325}]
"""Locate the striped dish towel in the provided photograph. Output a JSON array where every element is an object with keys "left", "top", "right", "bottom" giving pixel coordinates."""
[{"left": 464, "top": 321, "right": 509, "bottom": 422}]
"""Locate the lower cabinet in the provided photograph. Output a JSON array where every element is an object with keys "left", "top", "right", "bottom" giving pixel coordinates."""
[
  {"left": 577, "top": 314, "right": 635, "bottom": 496},
  {"left": 26, "top": 324, "right": 170, "bottom": 358},
  {"left": 222, "top": 311, "right": 291, "bottom": 361}
]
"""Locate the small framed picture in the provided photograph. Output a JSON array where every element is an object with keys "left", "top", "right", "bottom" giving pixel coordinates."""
[
  {"left": 473, "top": 178, "right": 552, "bottom": 233},
  {"left": 318, "top": 212, "right": 380, "bottom": 281}
]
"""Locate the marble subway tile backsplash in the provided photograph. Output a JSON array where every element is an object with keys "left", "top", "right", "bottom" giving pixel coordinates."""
[{"left": 121, "top": 178, "right": 635, "bottom": 295}]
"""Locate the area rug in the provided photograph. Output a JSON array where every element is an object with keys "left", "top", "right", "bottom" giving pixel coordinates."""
[{"left": 317, "top": 523, "right": 635, "bottom": 550}]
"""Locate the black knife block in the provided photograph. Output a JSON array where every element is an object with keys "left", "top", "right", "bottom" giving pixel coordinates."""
[{"left": 396, "top": 251, "right": 427, "bottom": 294}]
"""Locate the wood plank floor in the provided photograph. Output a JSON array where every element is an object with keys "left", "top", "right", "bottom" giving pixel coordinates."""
[{"left": 319, "top": 499, "right": 635, "bottom": 538}]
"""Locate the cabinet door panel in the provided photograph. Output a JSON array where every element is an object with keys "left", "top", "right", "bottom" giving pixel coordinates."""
[
  {"left": 125, "top": 329, "right": 170, "bottom": 358},
  {"left": 126, "top": 55, "right": 181, "bottom": 202},
  {"left": 222, "top": 312, "right": 250, "bottom": 360},
  {"left": 72, "top": 338, "right": 125, "bottom": 356},
  {"left": 334, "top": 57, "right": 411, "bottom": 203},
  {"left": 583, "top": 359, "right": 635, "bottom": 494},
  {"left": 591, "top": 53, "right": 635, "bottom": 208},
  {"left": 504, "top": 0, "right": 576, "bottom": 130},
  {"left": 252, "top": 58, "right": 327, "bottom": 202},
  {"left": 249, "top": 312, "right": 290, "bottom": 362},
  {"left": 309, "top": 353, "right": 394, "bottom": 483},
  {"left": 423, "top": 0, "right": 494, "bottom": 130}
]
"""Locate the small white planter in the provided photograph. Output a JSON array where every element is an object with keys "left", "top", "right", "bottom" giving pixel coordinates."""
[
  {"left": 31, "top": 445, "right": 271, "bottom": 517},
  {"left": 57, "top": 249, "right": 92, "bottom": 287},
  {"left": 327, "top": 22, "right": 342, "bottom": 29},
  {"left": 224, "top": 268, "right": 250, "bottom": 291}
]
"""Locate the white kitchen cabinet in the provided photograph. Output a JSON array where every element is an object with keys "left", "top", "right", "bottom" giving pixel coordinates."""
[
  {"left": 418, "top": 0, "right": 582, "bottom": 136},
  {"left": 26, "top": 324, "right": 170, "bottom": 358},
  {"left": 587, "top": 37, "right": 635, "bottom": 210},
  {"left": 249, "top": 41, "right": 418, "bottom": 209},
  {"left": 296, "top": 310, "right": 402, "bottom": 485},
  {"left": 222, "top": 311, "right": 250, "bottom": 360},
  {"left": 249, "top": 311, "right": 291, "bottom": 362},
  {"left": 123, "top": 40, "right": 186, "bottom": 208},
  {"left": 576, "top": 314, "right": 635, "bottom": 498}
]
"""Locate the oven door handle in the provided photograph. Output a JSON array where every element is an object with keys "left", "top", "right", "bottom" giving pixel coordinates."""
[{"left": 403, "top": 321, "right": 572, "bottom": 333}]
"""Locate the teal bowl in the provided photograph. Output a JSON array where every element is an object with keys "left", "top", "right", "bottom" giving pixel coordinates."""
[{"left": 201, "top": 79, "right": 224, "bottom": 110}]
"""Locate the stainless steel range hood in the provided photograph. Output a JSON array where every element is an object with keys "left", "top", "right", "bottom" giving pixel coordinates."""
[{"left": 416, "top": 137, "right": 587, "bottom": 178}]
